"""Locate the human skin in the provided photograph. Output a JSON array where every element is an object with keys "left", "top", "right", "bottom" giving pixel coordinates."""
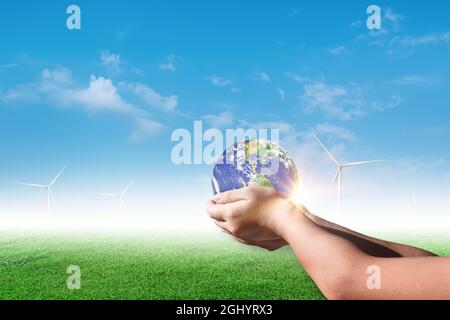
[{"left": 207, "top": 186, "right": 450, "bottom": 300}]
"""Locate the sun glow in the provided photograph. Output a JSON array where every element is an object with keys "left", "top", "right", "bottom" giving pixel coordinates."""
[{"left": 289, "top": 186, "right": 312, "bottom": 209}]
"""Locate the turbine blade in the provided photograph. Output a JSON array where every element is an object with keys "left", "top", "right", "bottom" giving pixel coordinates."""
[
  {"left": 49, "top": 165, "right": 67, "bottom": 187},
  {"left": 331, "top": 168, "right": 341, "bottom": 187},
  {"left": 313, "top": 135, "right": 339, "bottom": 166},
  {"left": 342, "top": 160, "right": 384, "bottom": 167},
  {"left": 121, "top": 178, "right": 136, "bottom": 195},
  {"left": 20, "top": 183, "right": 47, "bottom": 189}
]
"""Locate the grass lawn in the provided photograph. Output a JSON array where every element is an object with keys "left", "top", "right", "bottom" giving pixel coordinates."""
[{"left": 0, "top": 232, "right": 448, "bottom": 300}]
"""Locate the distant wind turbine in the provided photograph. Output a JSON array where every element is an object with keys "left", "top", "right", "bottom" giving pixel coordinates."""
[
  {"left": 95, "top": 179, "right": 136, "bottom": 214},
  {"left": 20, "top": 166, "right": 67, "bottom": 214},
  {"left": 313, "top": 136, "right": 383, "bottom": 217}
]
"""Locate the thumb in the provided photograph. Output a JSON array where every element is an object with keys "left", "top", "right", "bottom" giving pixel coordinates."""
[{"left": 213, "top": 188, "right": 248, "bottom": 204}]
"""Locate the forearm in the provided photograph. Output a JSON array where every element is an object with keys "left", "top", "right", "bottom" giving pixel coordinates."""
[
  {"left": 269, "top": 206, "right": 367, "bottom": 298},
  {"left": 270, "top": 206, "right": 450, "bottom": 300}
]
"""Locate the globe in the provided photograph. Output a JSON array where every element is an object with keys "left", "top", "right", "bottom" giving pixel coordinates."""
[{"left": 212, "top": 139, "right": 299, "bottom": 198}]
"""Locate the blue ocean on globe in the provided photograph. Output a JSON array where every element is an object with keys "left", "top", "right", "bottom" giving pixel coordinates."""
[{"left": 212, "top": 139, "right": 299, "bottom": 198}]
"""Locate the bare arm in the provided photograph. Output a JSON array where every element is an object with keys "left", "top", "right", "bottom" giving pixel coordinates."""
[
  {"left": 276, "top": 208, "right": 450, "bottom": 300},
  {"left": 207, "top": 187, "right": 449, "bottom": 300}
]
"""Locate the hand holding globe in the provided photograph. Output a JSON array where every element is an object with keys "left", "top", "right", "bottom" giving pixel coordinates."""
[{"left": 209, "top": 139, "right": 300, "bottom": 249}]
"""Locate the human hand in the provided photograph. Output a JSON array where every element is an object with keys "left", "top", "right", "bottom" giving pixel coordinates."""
[
  {"left": 206, "top": 186, "right": 297, "bottom": 250},
  {"left": 224, "top": 229, "right": 288, "bottom": 251}
]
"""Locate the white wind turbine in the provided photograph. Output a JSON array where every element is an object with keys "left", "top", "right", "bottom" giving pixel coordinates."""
[
  {"left": 20, "top": 166, "right": 67, "bottom": 214},
  {"left": 313, "top": 136, "right": 383, "bottom": 217},
  {"left": 95, "top": 179, "right": 136, "bottom": 214}
]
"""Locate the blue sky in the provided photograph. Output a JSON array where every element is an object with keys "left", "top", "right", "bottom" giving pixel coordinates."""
[{"left": 1, "top": 0, "right": 450, "bottom": 226}]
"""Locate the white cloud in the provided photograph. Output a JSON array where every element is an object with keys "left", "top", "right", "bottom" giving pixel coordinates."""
[
  {"left": 207, "top": 75, "right": 233, "bottom": 87},
  {"left": 60, "top": 76, "right": 167, "bottom": 140},
  {"left": 0, "top": 63, "right": 18, "bottom": 72},
  {"left": 276, "top": 88, "right": 286, "bottom": 101},
  {"left": 100, "top": 51, "right": 122, "bottom": 73},
  {"left": 61, "top": 76, "right": 138, "bottom": 115},
  {"left": 231, "top": 87, "right": 240, "bottom": 93},
  {"left": 301, "top": 82, "right": 358, "bottom": 120},
  {"left": 300, "top": 81, "right": 404, "bottom": 120},
  {"left": 0, "top": 67, "right": 169, "bottom": 141},
  {"left": 386, "top": 95, "right": 405, "bottom": 109},
  {"left": 0, "top": 67, "right": 72, "bottom": 104},
  {"left": 386, "top": 75, "right": 437, "bottom": 86},
  {"left": 254, "top": 72, "right": 271, "bottom": 82},
  {"left": 385, "top": 32, "right": 450, "bottom": 56},
  {"left": 201, "top": 111, "right": 234, "bottom": 128},
  {"left": 313, "top": 123, "right": 357, "bottom": 142},
  {"left": 383, "top": 7, "right": 403, "bottom": 32},
  {"left": 0, "top": 83, "right": 40, "bottom": 104},
  {"left": 328, "top": 46, "right": 348, "bottom": 56},
  {"left": 40, "top": 67, "right": 73, "bottom": 90},
  {"left": 391, "top": 32, "right": 450, "bottom": 48},
  {"left": 285, "top": 72, "right": 309, "bottom": 83},
  {"left": 207, "top": 75, "right": 239, "bottom": 93},
  {"left": 354, "top": 7, "right": 450, "bottom": 56},
  {"left": 159, "top": 62, "right": 176, "bottom": 72},
  {"left": 126, "top": 83, "right": 178, "bottom": 112},
  {"left": 159, "top": 54, "right": 178, "bottom": 72},
  {"left": 130, "top": 117, "right": 164, "bottom": 142}
]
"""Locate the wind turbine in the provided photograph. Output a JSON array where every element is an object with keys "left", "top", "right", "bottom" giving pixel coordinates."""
[
  {"left": 20, "top": 166, "right": 67, "bottom": 214},
  {"left": 95, "top": 179, "right": 136, "bottom": 214},
  {"left": 313, "top": 136, "right": 383, "bottom": 217}
]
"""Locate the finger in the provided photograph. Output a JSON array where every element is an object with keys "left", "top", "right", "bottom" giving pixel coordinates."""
[
  {"left": 232, "top": 236, "right": 286, "bottom": 251},
  {"left": 213, "top": 219, "right": 230, "bottom": 232},
  {"left": 231, "top": 235, "right": 273, "bottom": 250},
  {"left": 206, "top": 200, "right": 226, "bottom": 221},
  {"left": 232, "top": 236, "right": 250, "bottom": 245},
  {"left": 213, "top": 188, "right": 249, "bottom": 204},
  {"left": 208, "top": 199, "right": 247, "bottom": 221},
  {"left": 263, "top": 239, "right": 288, "bottom": 251}
]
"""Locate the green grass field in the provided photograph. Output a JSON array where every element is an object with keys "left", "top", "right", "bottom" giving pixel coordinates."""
[{"left": 0, "top": 232, "right": 448, "bottom": 300}]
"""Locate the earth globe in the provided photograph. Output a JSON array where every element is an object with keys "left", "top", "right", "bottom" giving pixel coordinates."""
[{"left": 212, "top": 139, "right": 299, "bottom": 198}]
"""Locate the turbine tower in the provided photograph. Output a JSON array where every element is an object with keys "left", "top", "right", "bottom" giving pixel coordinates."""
[
  {"left": 95, "top": 179, "right": 136, "bottom": 214},
  {"left": 20, "top": 166, "right": 67, "bottom": 214},
  {"left": 313, "top": 136, "right": 383, "bottom": 217}
]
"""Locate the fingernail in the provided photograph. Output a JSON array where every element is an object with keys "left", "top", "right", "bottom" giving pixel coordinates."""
[{"left": 213, "top": 193, "right": 221, "bottom": 202}]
